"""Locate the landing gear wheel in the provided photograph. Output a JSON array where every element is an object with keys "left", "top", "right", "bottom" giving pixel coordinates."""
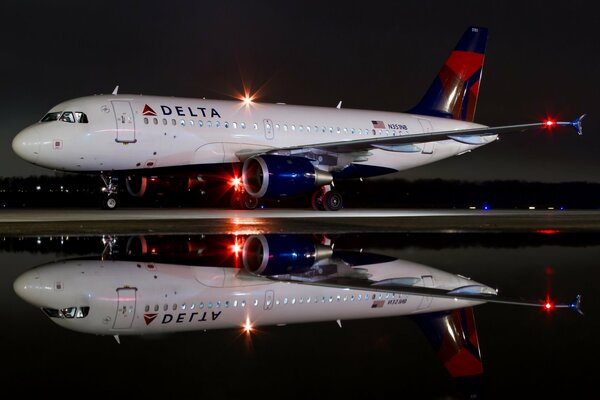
[
  {"left": 102, "top": 195, "right": 118, "bottom": 210},
  {"left": 242, "top": 192, "right": 258, "bottom": 210},
  {"left": 323, "top": 190, "right": 343, "bottom": 211},
  {"left": 311, "top": 190, "right": 325, "bottom": 211},
  {"left": 231, "top": 192, "right": 258, "bottom": 210}
]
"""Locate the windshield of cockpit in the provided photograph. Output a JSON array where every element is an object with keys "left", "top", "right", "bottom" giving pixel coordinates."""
[{"left": 41, "top": 111, "right": 89, "bottom": 123}]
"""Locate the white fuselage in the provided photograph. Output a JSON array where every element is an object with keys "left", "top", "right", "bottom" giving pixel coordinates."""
[
  {"left": 12, "top": 94, "right": 493, "bottom": 176},
  {"left": 14, "top": 258, "right": 486, "bottom": 336}
]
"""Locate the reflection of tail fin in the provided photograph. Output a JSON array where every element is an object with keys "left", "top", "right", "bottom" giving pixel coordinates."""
[
  {"left": 410, "top": 26, "right": 488, "bottom": 122},
  {"left": 411, "top": 307, "right": 483, "bottom": 397}
]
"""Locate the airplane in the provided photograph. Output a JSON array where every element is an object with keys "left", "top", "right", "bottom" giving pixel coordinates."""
[
  {"left": 14, "top": 233, "right": 582, "bottom": 393},
  {"left": 11, "top": 26, "right": 585, "bottom": 210}
]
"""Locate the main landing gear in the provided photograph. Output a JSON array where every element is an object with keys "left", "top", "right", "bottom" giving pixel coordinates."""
[
  {"left": 311, "top": 186, "right": 343, "bottom": 211},
  {"left": 231, "top": 191, "right": 259, "bottom": 210},
  {"left": 100, "top": 174, "right": 119, "bottom": 210}
]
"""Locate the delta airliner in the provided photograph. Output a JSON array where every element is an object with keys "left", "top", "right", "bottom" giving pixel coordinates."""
[{"left": 11, "top": 27, "right": 584, "bottom": 209}]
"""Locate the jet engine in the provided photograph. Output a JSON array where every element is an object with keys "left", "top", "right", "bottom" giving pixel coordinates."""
[
  {"left": 242, "top": 234, "right": 332, "bottom": 276},
  {"left": 242, "top": 155, "right": 332, "bottom": 199}
]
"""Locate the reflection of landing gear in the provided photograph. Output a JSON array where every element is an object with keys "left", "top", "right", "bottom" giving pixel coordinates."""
[
  {"left": 231, "top": 191, "right": 258, "bottom": 210},
  {"left": 312, "top": 186, "right": 343, "bottom": 211},
  {"left": 101, "top": 174, "right": 119, "bottom": 210}
]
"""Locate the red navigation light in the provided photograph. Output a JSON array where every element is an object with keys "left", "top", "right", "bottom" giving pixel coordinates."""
[{"left": 544, "top": 296, "right": 555, "bottom": 311}]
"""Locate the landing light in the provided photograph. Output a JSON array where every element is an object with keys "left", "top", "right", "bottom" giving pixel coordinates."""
[{"left": 243, "top": 316, "right": 253, "bottom": 333}]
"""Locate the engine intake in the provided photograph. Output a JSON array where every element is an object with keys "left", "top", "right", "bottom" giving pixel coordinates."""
[{"left": 242, "top": 234, "right": 332, "bottom": 276}]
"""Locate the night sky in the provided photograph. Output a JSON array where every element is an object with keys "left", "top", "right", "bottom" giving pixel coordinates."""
[{"left": 1, "top": 1, "right": 597, "bottom": 182}]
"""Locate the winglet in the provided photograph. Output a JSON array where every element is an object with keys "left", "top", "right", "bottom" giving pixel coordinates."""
[
  {"left": 336, "top": 101, "right": 342, "bottom": 109},
  {"left": 112, "top": 85, "right": 119, "bottom": 95},
  {"left": 570, "top": 294, "right": 583, "bottom": 315},
  {"left": 571, "top": 114, "right": 586, "bottom": 135}
]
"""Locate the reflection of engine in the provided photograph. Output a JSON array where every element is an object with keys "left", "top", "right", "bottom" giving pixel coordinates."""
[
  {"left": 242, "top": 155, "right": 332, "bottom": 199},
  {"left": 125, "top": 175, "right": 204, "bottom": 197},
  {"left": 242, "top": 234, "right": 332, "bottom": 276}
]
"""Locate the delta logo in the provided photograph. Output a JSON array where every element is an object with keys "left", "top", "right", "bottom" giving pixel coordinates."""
[
  {"left": 142, "top": 104, "right": 221, "bottom": 118},
  {"left": 144, "top": 313, "right": 158, "bottom": 325},
  {"left": 143, "top": 104, "right": 157, "bottom": 116}
]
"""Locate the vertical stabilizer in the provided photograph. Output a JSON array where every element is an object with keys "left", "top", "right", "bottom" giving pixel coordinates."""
[
  {"left": 411, "top": 307, "right": 483, "bottom": 397},
  {"left": 409, "top": 26, "right": 488, "bottom": 122}
]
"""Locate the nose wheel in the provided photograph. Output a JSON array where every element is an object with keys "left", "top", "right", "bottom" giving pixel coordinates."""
[{"left": 100, "top": 174, "right": 119, "bottom": 210}]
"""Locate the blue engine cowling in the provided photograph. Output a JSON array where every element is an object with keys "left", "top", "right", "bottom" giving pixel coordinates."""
[
  {"left": 242, "top": 155, "right": 332, "bottom": 199},
  {"left": 242, "top": 234, "right": 331, "bottom": 276}
]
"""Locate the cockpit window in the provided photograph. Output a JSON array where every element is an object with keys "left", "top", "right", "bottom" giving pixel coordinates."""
[
  {"left": 59, "top": 112, "right": 75, "bottom": 123},
  {"left": 74, "top": 112, "right": 88, "bottom": 123},
  {"left": 41, "top": 112, "right": 61, "bottom": 122},
  {"left": 42, "top": 306, "right": 89, "bottom": 319}
]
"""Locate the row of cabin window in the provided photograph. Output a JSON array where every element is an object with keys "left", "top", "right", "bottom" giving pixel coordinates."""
[
  {"left": 144, "top": 292, "right": 393, "bottom": 313},
  {"left": 142, "top": 117, "right": 394, "bottom": 136}
]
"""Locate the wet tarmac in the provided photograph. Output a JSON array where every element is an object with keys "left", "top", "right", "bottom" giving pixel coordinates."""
[{"left": 2, "top": 208, "right": 600, "bottom": 235}]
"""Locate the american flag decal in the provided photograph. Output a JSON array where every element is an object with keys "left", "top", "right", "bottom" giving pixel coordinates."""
[
  {"left": 372, "top": 120, "right": 385, "bottom": 129},
  {"left": 371, "top": 300, "right": 385, "bottom": 308}
]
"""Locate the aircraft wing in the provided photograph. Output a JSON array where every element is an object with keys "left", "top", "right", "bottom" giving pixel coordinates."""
[
  {"left": 263, "top": 274, "right": 583, "bottom": 313},
  {"left": 235, "top": 115, "right": 585, "bottom": 160}
]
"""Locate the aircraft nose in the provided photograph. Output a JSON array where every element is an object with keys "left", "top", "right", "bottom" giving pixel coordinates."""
[
  {"left": 13, "top": 269, "right": 45, "bottom": 306},
  {"left": 12, "top": 126, "right": 41, "bottom": 164}
]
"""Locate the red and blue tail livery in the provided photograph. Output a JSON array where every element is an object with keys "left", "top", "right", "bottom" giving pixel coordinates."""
[{"left": 410, "top": 26, "right": 487, "bottom": 122}]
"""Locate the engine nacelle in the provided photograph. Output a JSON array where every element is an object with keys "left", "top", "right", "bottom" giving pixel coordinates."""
[
  {"left": 242, "top": 234, "right": 332, "bottom": 276},
  {"left": 242, "top": 155, "right": 332, "bottom": 199}
]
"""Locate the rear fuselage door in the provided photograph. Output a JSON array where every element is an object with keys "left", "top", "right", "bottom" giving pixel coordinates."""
[
  {"left": 417, "top": 275, "right": 434, "bottom": 310},
  {"left": 113, "top": 287, "right": 137, "bottom": 329},
  {"left": 112, "top": 101, "right": 136, "bottom": 143}
]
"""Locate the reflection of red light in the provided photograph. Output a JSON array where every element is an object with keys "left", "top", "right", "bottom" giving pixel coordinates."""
[
  {"left": 151, "top": 247, "right": 157, "bottom": 254},
  {"left": 544, "top": 120, "right": 555, "bottom": 127},
  {"left": 230, "top": 236, "right": 244, "bottom": 258},
  {"left": 536, "top": 229, "right": 560, "bottom": 235}
]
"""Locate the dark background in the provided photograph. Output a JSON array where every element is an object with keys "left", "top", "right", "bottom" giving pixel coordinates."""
[{"left": 1, "top": 0, "right": 597, "bottom": 182}]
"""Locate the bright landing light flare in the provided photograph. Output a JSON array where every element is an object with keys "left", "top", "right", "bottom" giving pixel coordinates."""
[{"left": 243, "top": 316, "right": 253, "bottom": 333}]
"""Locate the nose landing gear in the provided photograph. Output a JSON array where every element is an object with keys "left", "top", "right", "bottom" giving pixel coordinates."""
[{"left": 100, "top": 174, "right": 119, "bottom": 210}]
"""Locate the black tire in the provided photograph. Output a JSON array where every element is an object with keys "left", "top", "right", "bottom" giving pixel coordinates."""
[
  {"left": 323, "top": 190, "right": 343, "bottom": 211},
  {"left": 102, "top": 195, "right": 118, "bottom": 210},
  {"left": 242, "top": 192, "right": 258, "bottom": 210}
]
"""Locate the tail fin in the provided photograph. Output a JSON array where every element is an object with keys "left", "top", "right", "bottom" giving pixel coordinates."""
[
  {"left": 411, "top": 307, "right": 483, "bottom": 397},
  {"left": 409, "top": 26, "right": 488, "bottom": 122}
]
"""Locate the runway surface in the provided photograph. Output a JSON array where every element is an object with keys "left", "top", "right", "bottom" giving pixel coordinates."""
[{"left": 2, "top": 208, "right": 600, "bottom": 235}]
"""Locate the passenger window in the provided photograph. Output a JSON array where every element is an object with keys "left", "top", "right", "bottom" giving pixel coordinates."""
[
  {"left": 153, "top": 118, "right": 158, "bottom": 125},
  {"left": 59, "top": 112, "right": 75, "bottom": 123},
  {"left": 180, "top": 119, "right": 185, "bottom": 126},
  {"left": 233, "top": 122, "right": 237, "bottom": 129},
  {"left": 207, "top": 121, "right": 212, "bottom": 128},
  {"left": 172, "top": 119, "right": 176, "bottom": 126},
  {"left": 224, "top": 121, "right": 229, "bottom": 128},
  {"left": 198, "top": 120, "right": 203, "bottom": 127},
  {"left": 163, "top": 118, "right": 167, "bottom": 125},
  {"left": 253, "top": 123, "right": 258, "bottom": 130},
  {"left": 144, "top": 117, "right": 149, "bottom": 124},
  {"left": 241, "top": 122, "right": 246, "bottom": 129},
  {"left": 215, "top": 121, "right": 220, "bottom": 128}
]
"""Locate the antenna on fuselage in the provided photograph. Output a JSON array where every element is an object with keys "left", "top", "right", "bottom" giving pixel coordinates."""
[{"left": 112, "top": 85, "right": 119, "bottom": 95}]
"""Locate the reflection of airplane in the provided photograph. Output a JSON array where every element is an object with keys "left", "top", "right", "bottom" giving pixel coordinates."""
[
  {"left": 14, "top": 234, "right": 581, "bottom": 390},
  {"left": 11, "top": 27, "right": 584, "bottom": 210}
]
